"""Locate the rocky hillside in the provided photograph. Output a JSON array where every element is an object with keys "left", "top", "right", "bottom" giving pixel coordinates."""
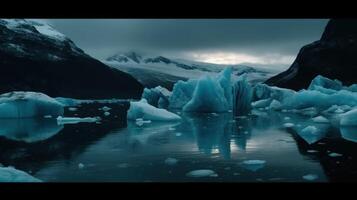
[{"left": 265, "top": 19, "right": 357, "bottom": 90}]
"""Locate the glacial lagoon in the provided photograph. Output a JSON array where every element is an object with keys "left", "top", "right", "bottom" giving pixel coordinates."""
[{"left": 1, "top": 103, "right": 357, "bottom": 182}]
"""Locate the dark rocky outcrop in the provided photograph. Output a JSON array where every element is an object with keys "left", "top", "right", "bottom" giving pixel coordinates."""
[
  {"left": 265, "top": 19, "right": 357, "bottom": 90},
  {"left": 0, "top": 19, "right": 143, "bottom": 99}
]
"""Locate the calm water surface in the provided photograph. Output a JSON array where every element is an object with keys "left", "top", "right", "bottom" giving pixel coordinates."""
[{"left": 1, "top": 103, "right": 357, "bottom": 182}]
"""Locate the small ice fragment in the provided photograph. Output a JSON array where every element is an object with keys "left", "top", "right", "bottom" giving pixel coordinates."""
[
  {"left": 186, "top": 169, "right": 217, "bottom": 178},
  {"left": 68, "top": 107, "right": 78, "bottom": 111},
  {"left": 43, "top": 115, "right": 52, "bottom": 118},
  {"left": 329, "top": 152, "right": 343, "bottom": 157},
  {"left": 233, "top": 172, "right": 240, "bottom": 176},
  {"left": 243, "top": 131, "right": 249, "bottom": 134},
  {"left": 211, "top": 113, "right": 218, "bottom": 116},
  {"left": 104, "top": 111, "right": 110, "bottom": 116},
  {"left": 302, "top": 174, "right": 318, "bottom": 181},
  {"left": 282, "top": 109, "right": 288, "bottom": 113},
  {"left": 102, "top": 106, "right": 111, "bottom": 112},
  {"left": 312, "top": 116, "right": 329, "bottom": 123},
  {"left": 175, "top": 132, "right": 182, "bottom": 137},
  {"left": 284, "top": 117, "right": 291, "bottom": 121},
  {"left": 228, "top": 110, "right": 232, "bottom": 113},
  {"left": 283, "top": 123, "right": 295, "bottom": 128},
  {"left": 238, "top": 126, "right": 243, "bottom": 129},
  {"left": 307, "top": 150, "right": 319, "bottom": 153},
  {"left": 135, "top": 119, "right": 151, "bottom": 126},
  {"left": 335, "top": 108, "right": 345, "bottom": 114},
  {"left": 78, "top": 163, "right": 84, "bottom": 169},
  {"left": 241, "top": 160, "right": 266, "bottom": 172},
  {"left": 57, "top": 116, "right": 101, "bottom": 125},
  {"left": 224, "top": 167, "right": 231, "bottom": 170},
  {"left": 164, "top": 157, "right": 178, "bottom": 166},
  {"left": 168, "top": 127, "right": 176, "bottom": 131}
]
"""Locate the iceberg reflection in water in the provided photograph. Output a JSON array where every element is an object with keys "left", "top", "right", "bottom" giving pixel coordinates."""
[
  {"left": 0, "top": 118, "right": 63, "bottom": 143},
  {"left": 1, "top": 106, "right": 357, "bottom": 182}
]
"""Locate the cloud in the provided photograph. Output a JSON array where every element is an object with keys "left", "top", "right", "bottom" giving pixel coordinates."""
[{"left": 46, "top": 19, "right": 328, "bottom": 68}]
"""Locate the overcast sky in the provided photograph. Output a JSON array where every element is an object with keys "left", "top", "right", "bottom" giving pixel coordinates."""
[{"left": 46, "top": 19, "right": 328, "bottom": 70}]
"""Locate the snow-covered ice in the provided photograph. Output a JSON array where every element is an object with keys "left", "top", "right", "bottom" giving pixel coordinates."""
[
  {"left": 127, "top": 99, "right": 181, "bottom": 121},
  {"left": 0, "top": 91, "right": 64, "bottom": 118},
  {"left": 0, "top": 166, "right": 41, "bottom": 182}
]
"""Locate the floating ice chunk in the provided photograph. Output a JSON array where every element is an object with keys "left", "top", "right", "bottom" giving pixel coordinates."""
[
  {"left": 0, "top": 91, "right": 64, "bottom": 118},
  {"left": 104, "top": 111, "right": 110, "bottom": 116},
  {"left": 283, "top": 123, "right": 295, "bottom": 128},
  {"left": 78, "top": 163, "right": 84, "bottom": 169},
  {"left": 56, "top": 116, "right": 101, "bottom": 125},
  {"left": 68, "top": 107, "right": 78, "bottom": 111},
  {"left": 168, "top": 127, "right": 176, "bottom": 131},
  {"left": 284, "top": 117, "right": 291, "bottom": 121},
  {"left": 164, "top": 157, "right": 178, "bottom": 166},
  {"left": 128, "top": 99, "right": 181, "bottom": 121},
  {"left": 142, "top": 86, "right": 172, "bottom": 108},
  {"left": 312, "top": 116, "right": 330, "bottom": 123},
  {"left": 0, "top": 166, "right": 41, "bottom": 182},
  {"left": 186, "top": 169, "right": 217, "bottom": 178},
  {"left": 251, "top": 99, "right": 272, "bottom": 108},
  {"left": 101, "top": 106, "right": 111, "bottom": 112},
  {"left": 117, "top": 163, "right": 130, "bottom": 168},
  {"left": 340, "top": 109, "right": 357, "bottom": 126},
  {"left": 175, "top": 132, "right": 182, "bottom": 137},
  {"left": 233, "top": 74, "right": 253, "bottom": 116},
  {"left": 296, "top": 125, "right": 327, "bottom": 144},
  {"left": 43, "top": 115, "right": 52, "bottom": 118},
  {"left": 241, "top": 160, "right": 266, "bottom": 172},
  {"left": 328, "top": 152, "right": 343, "bottom": 157},
  {"left": 302, "top": 174, "right": 318, "bottom": 181},
  {"left": 269, "top": 99, "right": 282, "bottom": 110}
]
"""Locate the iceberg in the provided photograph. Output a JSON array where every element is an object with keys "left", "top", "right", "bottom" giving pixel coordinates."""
[
  {"left": 0, "top": 166, "right": 41, "bottom": 182},
  {"left": 142, "top": 86, "right": 171, "bottom": 108},
  {"left": 183, "top": 76, "right": 229, "bottom": 112},
  {"left": 127, "top": 99, "right": 181, "bottom": 121},
  {"left": 340, "top": 109, "right": 357, "bottom": 126},
  {"left": 0, "top": 91, "right": 64, "bottom": 118},
  {"left": 308, "top": 75, "right": 343, "bottom": 94},
  {"left": 169, "top": 68, "right": 233, "bottom": 113},
  {"left": 233, "top": 74, "right": 253, "bottom": 116}
]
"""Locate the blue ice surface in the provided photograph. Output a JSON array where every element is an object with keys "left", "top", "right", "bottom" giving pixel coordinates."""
[
  {"left": 169, "top": 67, "right": 233, "bottom": 113},
  {"left": 233, "top": 74, "right": 253, "bottom": 116},
  {"left": 0, "top": 91, "right": 64, "bottom": 118},
  {"left": 142, "top": 86, "right": 171, "bottom": 109}
]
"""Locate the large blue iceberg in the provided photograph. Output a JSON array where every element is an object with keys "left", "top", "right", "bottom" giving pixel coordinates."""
[{"left": 169, "top": 68, "right": 233, "bottom": 113}]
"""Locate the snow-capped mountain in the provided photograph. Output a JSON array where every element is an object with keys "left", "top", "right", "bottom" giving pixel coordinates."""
[
  {"left": 104, "top": 51, "right": 280, "bottom": 89},
  {"left": 0, "top": 19, "right": 143, "bottom": 99}
]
